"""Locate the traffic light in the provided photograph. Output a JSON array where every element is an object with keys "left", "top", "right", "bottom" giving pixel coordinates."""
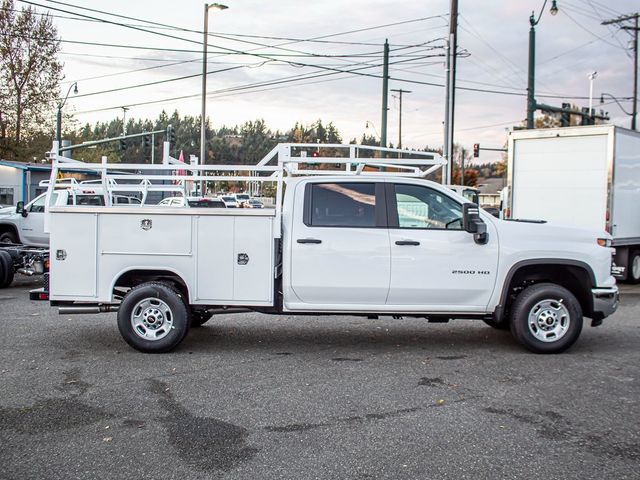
[
  {"left": 167, "top": 125, "right": 176, "bottom": 145},
  {"left": 118, "top": 139, "right": 127, "bottom": 151},
  {"left": 312, "top": 151, "right": 319, "bottom": 158},
  {"left": 473, "top": 143, "right": 480, "bottom": 158},
  {"left": 142, "top": 134, "right": 151, "bottom": 148},
  {"left": 561, "top": 103, "right": 571, "bottom": 127}
]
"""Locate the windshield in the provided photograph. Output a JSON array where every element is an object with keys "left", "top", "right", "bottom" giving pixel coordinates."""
[
  {"left": 236, "top": 194, "right": 250, "bottom": 201},
  {"left": 222, "top": 196, "right": 235, "bottom": 202}
]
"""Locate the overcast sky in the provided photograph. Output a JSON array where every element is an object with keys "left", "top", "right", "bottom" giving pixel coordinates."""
[{"left": 23, "top": 0, "right": 639, "bottom": 163}]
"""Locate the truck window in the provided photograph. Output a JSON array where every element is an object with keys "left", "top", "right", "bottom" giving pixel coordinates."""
[
  {"left": 29, "top": 194, "right": 47, "bottom": 213},
  {"left": 307, "top": 182, "right": 377, "bottom": 227},
  {"left": 392, "top": 184, "right": 463, "bottom": 230}
]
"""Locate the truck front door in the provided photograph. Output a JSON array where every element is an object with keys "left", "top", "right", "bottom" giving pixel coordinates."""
[
  {"left": 386, "top": 182, "right": 499, "bottom": 311},
  {"left": 289, "top": 181, "right": 390, "bottom": 306},
  {"left": 19, "top": 193, "right": 50, "bottom": 246}
]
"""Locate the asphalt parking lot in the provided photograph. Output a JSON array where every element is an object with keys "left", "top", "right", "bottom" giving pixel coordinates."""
[{"left": 0, "top": 277, "right": 638, "bottom": 480}]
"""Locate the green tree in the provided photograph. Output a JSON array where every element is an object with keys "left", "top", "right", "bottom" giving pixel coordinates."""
[{"left": 0, "top": 0, "right": 63, "bottom": 160}]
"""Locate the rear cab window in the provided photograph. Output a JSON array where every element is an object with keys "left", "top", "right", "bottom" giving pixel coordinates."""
[{"left": 303, "top": 182, "right": 385, "bottom": 228}]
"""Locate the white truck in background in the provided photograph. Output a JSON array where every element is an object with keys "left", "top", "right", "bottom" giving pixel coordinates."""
[
  {"left": 33, "top": 142, "right": 619, "bottom": 355},
  {"left": 507, "top": 125, "right": 640, "bottom": 283}
]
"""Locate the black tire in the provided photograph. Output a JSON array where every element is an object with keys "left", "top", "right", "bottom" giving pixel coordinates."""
[
  {"left": 191, "top": 310, "right": 214, "bottom": 327},
  {"left": 0, "top": 231, "right": 18, "bottom": 244},
  {"left": 117, "top": 282, "right": 190, "bottom": 353},
  {"left": 510, "top": 283, "right": 583, "bottom": 354},
  {"left": 0, "top": 250, "right": 13, "bottom": 288},
  {"left": 626, "top": 251, "right": 640, "bottom": 284},
  {"left": 482, "top": 317, "right": 510, "bottom": 330}
]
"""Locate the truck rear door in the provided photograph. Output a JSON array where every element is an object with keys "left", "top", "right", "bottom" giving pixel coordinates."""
[{"left": 289, "top": 181, "right": 390, "bottom": 305}]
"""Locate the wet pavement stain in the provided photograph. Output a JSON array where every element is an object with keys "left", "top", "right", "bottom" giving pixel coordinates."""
[
  {"left": 0, "top": 397, "right": 111, "bottom": 434},
  {"left": 331, "top": 357, "right": 363, "bottom": 362},
  {"left": 264, "top": 406, "right": 422, "bottom": 434},
  {"left": 264, "top": 422, "right": 326, "bottom": 432},
  {"left": 149, "top": 379, "right": 258, "bottom": 473},
  {"left": 483, "top": 405, "right": 640, "bottom": 461},
  {"left": 418, "top": 377, "right": 447, "bottom": 387},
  {"left": 57, "top": 368, "right": 91, "bottom": 396},
  {"left": 122, "top": 419, "right": 146, "bottom": 429}
]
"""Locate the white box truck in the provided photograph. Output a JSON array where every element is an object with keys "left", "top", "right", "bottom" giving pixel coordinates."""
[{"left": 507, "top": 125, "right": 640, "bottom": 282}]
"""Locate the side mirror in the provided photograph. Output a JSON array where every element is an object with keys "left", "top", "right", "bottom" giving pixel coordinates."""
[
  {"left": 463, "top": 203, "right": 488, "bottom": 245},
  {"left": 16, "top": 201, "right": 27, "bottom": 217}
]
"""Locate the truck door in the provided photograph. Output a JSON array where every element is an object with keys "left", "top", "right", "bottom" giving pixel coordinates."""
[
  {"left": 19, "top": 193, "right": 49, "bottom": 246},
  {"left": 289, "top": 181, "right": 390, "bottom": 306},
  {"left": 386, "top": 182, "right": 498, "bottom": 311}
]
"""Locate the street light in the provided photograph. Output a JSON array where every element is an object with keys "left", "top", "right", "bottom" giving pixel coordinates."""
[
  {"left": 56, "top": 82, "right": 78, "bottom": 145},
  {"left": 526, "top": 0, "right": 559, "bottom": 129},
  {"left": 365, "top": 121, "right": 380, "bottom": 141},
  {"left": 201, "top": 2, "right": 228, "bottom": 194}
]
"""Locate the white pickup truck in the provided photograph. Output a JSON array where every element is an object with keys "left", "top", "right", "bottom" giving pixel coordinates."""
[{"left": 36, "top": 142, "right": 619, "bottom": 354}]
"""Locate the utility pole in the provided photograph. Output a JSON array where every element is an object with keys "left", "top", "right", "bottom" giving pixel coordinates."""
[
  {"left": 380, "top": 39, "right": 390, "bottom": 158},
  {"left": 391, "top": 88, "right": 412, "bottom": 150},
  {"left": 443, "top": 0, "right": 458, "bottom": 184},
  {"left": 602, "top": 13, "right": 638, "bottom": 130}
]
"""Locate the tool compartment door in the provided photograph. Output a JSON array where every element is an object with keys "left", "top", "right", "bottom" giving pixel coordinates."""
[{"left": 49, "top": 212, "right": 97, "bottom": 299}]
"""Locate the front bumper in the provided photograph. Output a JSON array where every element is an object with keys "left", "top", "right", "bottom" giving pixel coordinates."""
[{"left": 591, "top": 286, "right": 619, "bottom": 323}]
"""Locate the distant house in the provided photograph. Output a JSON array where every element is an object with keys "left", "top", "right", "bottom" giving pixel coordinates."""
[{"left": 0, "top": 160, "right": 99, "bottom": 206}]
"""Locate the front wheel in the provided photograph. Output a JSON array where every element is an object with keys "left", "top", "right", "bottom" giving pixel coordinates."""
[
  {"left": 510, "top": 283, "right": 583, "bottom": 354},
  {"left": 117, "top": 282, "right": 190, "bottom": 353},
  {"left": 0, "top": 231, "right": 18, "bottom": 244}
]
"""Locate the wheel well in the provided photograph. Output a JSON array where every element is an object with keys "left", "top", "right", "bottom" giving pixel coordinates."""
[
  {"left": 113, "top": 269, "right": 189, "bottom": 302},
  {"left": 0, "top": 224, "right": 18, "bottom": 238},
  {"left": 500, "top": 263, "right": 594, "bottom": 321}
]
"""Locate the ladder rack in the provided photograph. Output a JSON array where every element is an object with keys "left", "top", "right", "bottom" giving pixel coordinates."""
[{"left": 45, "top": 141, "right": 446, "bottom": 237}]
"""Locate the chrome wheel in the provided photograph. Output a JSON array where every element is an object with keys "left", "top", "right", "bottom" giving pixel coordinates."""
[
  {"left": 528, "top": 299, "right": 570, "bottom": 343},
  {"left": 131, "top": 298, "right": 174, "bottom": 341}
]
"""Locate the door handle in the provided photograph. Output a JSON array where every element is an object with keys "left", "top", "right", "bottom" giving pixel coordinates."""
[
  {"left": 395, "top": 240, "right": 420, "bottom": 246},
  {"left": 297, "top": 238, "right": 322, "bottom": 244}
]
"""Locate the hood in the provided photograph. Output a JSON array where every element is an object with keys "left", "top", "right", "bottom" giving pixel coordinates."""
[
  {"left": 0, "top": 206, "right": 15, "bottom": 216},
  {"left": 491, "top": 216, "right": 610, "bottom": 245}
]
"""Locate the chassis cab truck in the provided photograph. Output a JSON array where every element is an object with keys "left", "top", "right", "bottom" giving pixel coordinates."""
[{"left": 38, "top": 143, "right": 619, "bottom": 354}]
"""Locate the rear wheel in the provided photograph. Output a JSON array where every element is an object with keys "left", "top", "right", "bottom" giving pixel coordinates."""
[
  {"left": 627, "top": 251, "right": 640, "bottom": 284},
  {"left": 0, "top": 231, "right": 18, "bottom": 244},
  {"left": 117, "top": 282, "right": 190, "bottom": 353},
  {"left": 510, "top": 283, "right": 583, "bottom": 354},
  {"left": 0, "top": 251, "right": 14, "bottom": 288}
]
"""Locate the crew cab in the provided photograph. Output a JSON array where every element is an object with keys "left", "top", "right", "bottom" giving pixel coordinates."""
[{"left": 37, "top": 143, "right": 619, "bottom": 355}]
